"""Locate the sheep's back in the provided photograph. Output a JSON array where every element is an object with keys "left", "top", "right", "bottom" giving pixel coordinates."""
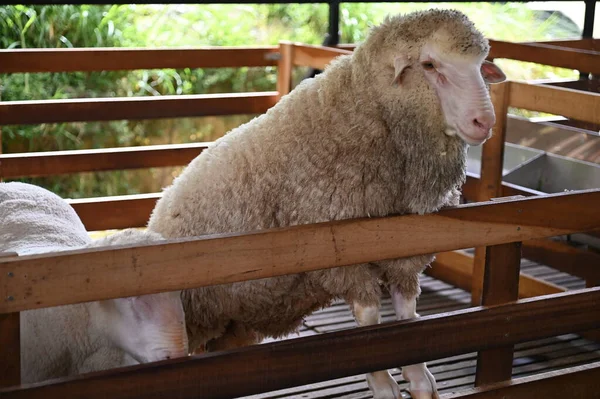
[{"left": 0, "top": 182, "right": 90, "bottom": 255}]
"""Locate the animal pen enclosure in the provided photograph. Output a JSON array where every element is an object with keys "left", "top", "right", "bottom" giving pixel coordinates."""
[{"left": 1, "top": 36, "right": 600, "bottom": 398}]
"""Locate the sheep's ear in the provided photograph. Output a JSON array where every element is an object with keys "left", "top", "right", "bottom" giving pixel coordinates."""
[
  {"left": 481, "top": 60, "right": 506, "bottom": 84},
  {"left": 392, "top": 55, "right": 412, "bottom": 85}
]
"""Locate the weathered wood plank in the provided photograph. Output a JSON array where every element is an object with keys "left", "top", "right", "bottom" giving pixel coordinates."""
[
  {"left": 1, "top": 189, "right": 599, "bottom": 313},
  {"left": 0, "top": 313, "right": 19, "bottom": 388},
  {"left": 1, "top": 288, "right": 598, "bottom": 399},
  {"left": 292, "top": 43, "right": 351, "bottom": 70},
  {"left": 509, "top": 82, "right": 600, "bottom": 124},
  {"left": 0, "top": 143, "right": 208, "bottom": 178},
  {"left": 0, "top": 92, "right": 278, "bottom": 125},
  {"left": 68, "top": 193, "right": 160, "bottom": 232},
  {"left": 475, "top": 243, "right": 522, "bottom": 386},
  {"left": 488, "top": 40, "right": 600, "bottom": 75},
  {"left": 472, "top": 82, "right": 511, "bottom": 305},
  {"left": 443, "top": 361, "right": 600, "bottom": 399},
  {"left": 0, "top": 47, "right": 278, "bottom": 73},
  {"left": 276, "top": 42, "right": 294, "bottom": 98}
]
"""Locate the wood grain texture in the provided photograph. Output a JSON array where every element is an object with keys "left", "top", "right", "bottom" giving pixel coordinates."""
[
  {"left": 1, "top": 189, "right": 599, "bottom": 314},
  {"left": 0, "top": 47, "right": 278, "bottom": 73},
  {"left": 68, "top": 193, "right": 161, "bottom": 231},
  {"left": 0, "top": 143, "right": 208, "bottom": 178},
  {"left": 276, "top": 42, "right": 294, "bottom": 98},
  {"left": 488, "top": 40, "right": 600, "bottom": 74},
  {"left": 475, "top": 243, "right": 522, "bottom": 386},
  {"left": 509, "top": 82, "right": 600, "bottom": 124},
  {"left": 1, "top": 288, "right": 599, "bottom": 399},
  {"left": 0, "top": 313, "right": 20, "bottom": 388},
  {"left": 0, "top": 92, "right": 278, "bottom": 125},
  {"left": 472, "top": 82, "right": 511, "bottom": 305},
  {"left": 292, "top": 43, "right": 351, "bottom": 70},
  {"left": 444, "top": 361, "right": 600, "bottom": 399}
]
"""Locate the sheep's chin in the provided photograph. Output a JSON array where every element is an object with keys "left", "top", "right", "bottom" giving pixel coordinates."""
[{"left": 444, "top": 127, "right": 457, "bottom": 137}]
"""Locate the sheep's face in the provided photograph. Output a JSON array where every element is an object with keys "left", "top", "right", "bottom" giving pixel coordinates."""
[
  {"left": 389, "top": 29, "right": 506, "bottom": 146},
  {"left": 102, "top": 291, "right": 189, "bottom": 363}
]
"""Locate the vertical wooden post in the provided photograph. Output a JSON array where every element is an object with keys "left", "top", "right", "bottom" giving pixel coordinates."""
[
  {"left": 276, "top": 42, "right": 294, "bottom": 100},
  {"left": 0, "top": 252, "right": 20, "bottom": 387},
  {"left": 475, "top": 241, "right": 522, "bottom": 386},
  {"left": 471, "top": 81, "right": 511, "bottom": 305},
  {"left": 0, "top": 312, "right": 20, "bottom": 387}
]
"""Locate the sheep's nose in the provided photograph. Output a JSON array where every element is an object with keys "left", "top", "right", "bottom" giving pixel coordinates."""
[{"left": 472, "top": 112, "right": 495, "bottom": 135}]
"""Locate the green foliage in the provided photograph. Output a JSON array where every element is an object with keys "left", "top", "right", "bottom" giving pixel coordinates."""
[{"left": 0, "top": 3, "right": 584, "bottom": 198}]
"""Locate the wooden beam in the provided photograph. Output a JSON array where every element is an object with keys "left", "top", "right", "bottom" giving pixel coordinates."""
[
  {"left": 488, "top": 40, "right": 600, "bottom": 75},
  {"left": 0, "top": 313, "right": 19, "bottom": 388},
  {"left": 292, "top": 43, "right": 351, "bottom": 70},
  {"left": 475, "top": 242, "right": 522, "bottom": 386},
  {"left": 509, "top": 82, "right": 600, "bottom": 125},
  {"left": 443, "top": 361, "right": 600, "bottom": 399},
  {"left": 1, "top": 189, "right": 599, "bottom": 313},
  {"left": 1, "top": 288, "right": 599, "bottom": 399},
  {"left": 0, "top": 143, "right": 208, "bottom": 178},
  {"left": 427, "top": 251, "right": 564, "bottom": 299},
  {"left": 472, "top": 82, "right": 511, "bottom": 305},
  {"left": 276, "top": 42, "right": 294, "bottom": 98},
  {"left": 0, "top": 92, "right": 278, "bottom": 126},
  {"left": 0, "top": 47, "right": 278, "bottom": 73},
  {"left": 68, "top": 193, "right": 160, "bottom": 231}
]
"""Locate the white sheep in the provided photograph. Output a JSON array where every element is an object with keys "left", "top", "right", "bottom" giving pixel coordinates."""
[
  {"left": 147, "top": 9, "right": 506, "bottom": 399},
  {"left": 0, "top": 182, "right": 189, "bottom": 384}
]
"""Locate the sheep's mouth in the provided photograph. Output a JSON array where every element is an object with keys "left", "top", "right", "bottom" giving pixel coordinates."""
[{"left": 444, "top": 126, "right": 489, "bottom": 146}]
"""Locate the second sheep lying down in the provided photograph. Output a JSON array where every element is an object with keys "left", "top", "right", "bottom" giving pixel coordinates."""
[
  {"left": 148, "top": 9, "right": 506, "bottom": 399},
  {"left": 0, "top": 182, "right": 189, "bottom": 384}
]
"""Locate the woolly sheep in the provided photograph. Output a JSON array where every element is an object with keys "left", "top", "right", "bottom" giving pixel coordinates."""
[
  {"left": 147, "top": 9, "right": 506, "bottom": 399},
  {"left": 0, "top": 182, "right": 189, "bottom": 384}
]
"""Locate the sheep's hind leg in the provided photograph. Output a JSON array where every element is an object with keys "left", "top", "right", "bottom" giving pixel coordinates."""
[
  {"left": 391, "top": 286, "right": 439, "bottom": 399},
  {"left": 352, "top": 302, "right": 402, "bottom": 399}
]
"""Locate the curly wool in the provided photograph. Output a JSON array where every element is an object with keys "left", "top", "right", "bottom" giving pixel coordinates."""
[{"left": 148, "top": 9, "right": 488, "bottom": 351}]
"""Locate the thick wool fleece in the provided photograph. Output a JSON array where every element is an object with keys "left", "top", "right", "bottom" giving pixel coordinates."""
[{"left": 148, "top": 9, "right": 488, "bottom": 351}]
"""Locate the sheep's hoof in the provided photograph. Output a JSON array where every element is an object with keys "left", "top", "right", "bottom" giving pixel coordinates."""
[
  {"left": 402, "top": 364, "right": 439, "bottom": 399},
  {"left": 366, "top": 370, "right": 402, "bottom": 399}
]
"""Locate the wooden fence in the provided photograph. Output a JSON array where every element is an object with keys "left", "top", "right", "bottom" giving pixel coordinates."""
[{"left": 1, "top": 38, "right": 599, "bottom": 398}]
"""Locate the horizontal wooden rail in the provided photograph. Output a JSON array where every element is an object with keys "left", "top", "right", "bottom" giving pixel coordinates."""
[
  {"left": 443, "top": 361, "right": 600, "bottom": 399},
  {"left": 0, "top": 92, "right": 278, "bottom": 125},
  {"left": 525, "top": 38, "right": 600, "bottom": 51},
  {"left": 509, "top": 82, "right": 600, "bottom": 124},
  {"left": 291, "top": 43, "right": 352, "bottom": 70},
  {"left": 0, "top": 46, "right": 278, "bottom": 73},
  {"left": 68, "top": 193, "right": 161, "bottom": 231},
  {"left": 1, "top": 287, "right": 598, "bottom": 398},
  {"left": 1, "top": 189, "right": 599, "bottom": 313},
  {"left": 0, "top": 143, "right": 209, "bottom": 178},
  {"left": 488, "top": 40, "right": 600, "bottom": 74}
]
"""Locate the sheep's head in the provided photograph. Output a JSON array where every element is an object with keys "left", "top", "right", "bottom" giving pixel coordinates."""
[
  {"left": 101, "top": 291, "right": 189, "bottom": 363},
  {"left": 90, "top": 229, "right": 189, "bottom": 363},
  {"left": 354, "top": 9, "right": 506, "bottom": 146}
]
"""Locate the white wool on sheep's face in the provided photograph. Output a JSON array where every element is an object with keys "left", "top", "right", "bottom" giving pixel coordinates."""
[{"left": 147, "top": 9, "right": 505, "bottom": 399}]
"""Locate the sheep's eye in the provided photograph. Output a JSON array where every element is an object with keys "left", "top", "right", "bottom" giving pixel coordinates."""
[{"left": 422, "top": 62, "right": 435, "bottom": 71}]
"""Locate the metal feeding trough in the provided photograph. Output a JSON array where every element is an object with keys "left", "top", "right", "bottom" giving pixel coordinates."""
[
  {"left": 467, "top": 142, "right": 600, "bottom": 193},
  {"left": 466, "top": 142, "right": 600, "bottom": 248}
]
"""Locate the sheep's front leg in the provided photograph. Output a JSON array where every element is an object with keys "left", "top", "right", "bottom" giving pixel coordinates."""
[
  {"left": 391, "top": 286, "right": 439, "bottom": 399},
  {"left": 353, "top": 302, "right": 402, "bottom": 399}
]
